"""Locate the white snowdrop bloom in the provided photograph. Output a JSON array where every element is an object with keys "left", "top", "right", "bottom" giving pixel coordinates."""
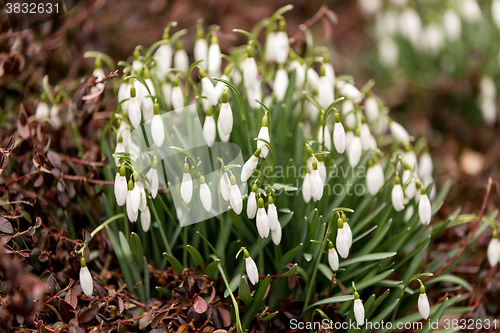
[
  {"left": 318, "top": 74, "right": 334, "bottom": 109},
  {"left": 245, "top": 254, "right": 259, "bottom": 285},
  {"left": 203, "top": 107, "right": 216, "bottom": 147},
  {"left": 392, "top": 176, "right": 405, "bottom": 212},
  {"left": 194, "top": 36, "right": 208, "bottom": 70},
  {"left": 366, "top": 162, "right": 384, "bottom": 196},
  {"left": 318, "top": 124, "right": 332, "bottom": 151},
  {"left": 324, "top": 62, "right": 335, "bottom": 86},
  {"left": 220, "top": 171, "right": 230, "bottom": 201},
  {"left": 418, "top": 190, "right": 432, "bottom": 225},
  {"left": 274, "top": 25, "right": 289, "bottom": 64},
  {"left": 302, "top": 172, "right": 312, "bottom": 203},
  {"left": 418, "top": 287, "right": 430, "bottom": 319},
  {"left": 364, "top": 96, "right": 379, "bottom": 123},
  {"left": 310, "top": 161, "right": 324, "bottom": 202},
  {"left": 267, "top": 196, "right": 279, "bottom": 231},
  {"left": 151, "top": 107, "right": 165, "bottom": 148},
  {"left": 390, "top": 120, "right": 410, "bottom": 144},
  {"left": 373, "top": 114, "right": 389, "bottom": 136},
  {"left": 243, "top": 55, "right": 258, "bottom": 90},
  {"left": 114, "top": 137, "right": 125, "bottom": 166},
  {"left": 117, "top": 120, "right": 130, "bottom": 152},
  {"left": 273, "top": 66, "right": 289, "bottom": 102},
  {"left": 478, "top": 96, "right": 497, "bottom": 125},
  {"left": 487, "top": 237, "right": 500, "bottom": 267},
  {"left": 218, "top": 91, "right": 234, "bottom": 136},
  {"left": 333, "top": 117, "right": 347, "bottom": 154},
  {"left": 360, "top": 123, "right": 375, "bottom": 151},
  {"left": 247, "top": 79, "right": 262, "bottom": 109},
  {"left": 146, "top": 164, "right": 159, "bottom": 199},
  {"left": 348, "top": 135, "right": 362, "bottom": 168},
  {"left": 137, "top": 182, "right": 147, "bottom": 212},
  {"left": 306, "top": 155, "right": 317, "bottom": 173},
  {"left": 328, "top": 244, "right": 339, "bottom": 271},
  {"left": 265, "top": 32, "right": 277, "bottom": 62},
  {"left": 493, "top": 0, "right": 500, "bottom": 30},
  {"left": 256, "top": 198, "right": 270, "bottom": 238},
  {"left": 480, "top": 76, "right": 496, "bottom": 99},
  {"left": 418, "top": 151, "right": 433, "bottom": 181},
  {"left": 257, "top": 115, "right": 270, "bottom": 158},
  {"left": 353, "top": 296, "right": 365, "bottom": 326},
  {"left": 173, "top": 44, "right": 189, "bottom": 73},
  {"left": 49, "top": 105, "right": 62, "bottom": 129},
  {"left": 79, "top": 258, "right": 94, "bottom": 298},
  {"left": 338, "top": 81, "right": 362, "bottom": 103},
  {"left": 171, "top": 81, "right": 184, "bottom": 112},
  {"left": 118, "top": 80, "right": 131, "bottom": 107},
  {"left": 399, "top": 8, "right": 422, "bottom": 45},
  {"left": 403, "top": 169, "right": 416, "bottom": 200},
  {"left": 199, "top": 176, "right": 212, "bottom": 212},
  {"left": 306, "top": 67, "right": 320, "bottom": 91},
  {"left": 132, "top": 59, "right": 142, "bottom": 73},
  {"left": 161, "top": 81, "right": 172, "bottom": 109},
  {"left": 336, "top": 222, "right": 350, "bottom": 258},
  {"left": 404, "top": 205, "right": 415, "bottom": 222},
  {"left": 217, "top": 118, "right": 230, "bottom": 142},
  {"left": 289, "top": 60, "right": 306, "bottom": 89},
  {"left": 180, "top": 163, "right": 193, "bottom": 203},
  {"left": 344, "top": 221, "right": 353, "bottom": 249},
  {"left": 443, "top": 9, "right": 462, "bottom": 41},
  {"left": 114, "top": 167, "right": 128, "bottom": 206},
  {"left": 421, "top": 24, "right": 444, "bottom": 55},
  {"left": 208, "top": 35, "right": 222, "bottom": 78},
  {"left": 271, "top": 222, "right": 282, "bottom": 245},
  {"left": 36, "top": 99, "right": 49, "bottom": 121},
  {"left": 404, "top": 148, "right": 418, "bottom": 174},
  {"left": 229, "top": 175, "right": 243, "bottom": 214},
  {"left": 377, "top": 10, "right": 399, "bottom": 36},
  {"left": 390, "top": 0, "right": 407, "bottom": 6},
  {"left": 92, "top": 67, "right": 105, "bottom": 91},
  {"left": 141, "top": 78, "right": 156, "bottom": 122},
  {"left": 155, "top": 44, "right": 172, "bottom": 80},
  {"left": 215, "top": 75, "right": 229, "bottom": 100},
  {"left": 378, "top": 37, "right": 399, "bottom": 69},
  {"left": 128, "top": 87, "right": 142, "bottom": 128},
  {"left": 241, "top": 149, "right": 260, "bottom": 182},
  {"left": 459, "top": 0, "right": 482, "bottom": 24},
  {"left": 126, "top": 179, "right": 141, "bottom": 222},
  {"left": 201, "top": 76, "right": 218, "bottom": 106},
  {"left": 358, "top": 0, "right": 381, "bottom": 16},
  {"left": 318, "top": 158, "right": 327, "bottom": 184},
  {"left": 141, "top": 206, "right": 151, "bottom": 232},
  {"left": 342, "top": 100, "right": 357, "bottom": 129},
  {"left": 247, "top": 187, "right": 258, "bottom": 219}
]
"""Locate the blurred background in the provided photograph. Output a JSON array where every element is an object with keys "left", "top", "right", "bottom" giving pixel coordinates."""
[{"left": 1, "top": 0, "right": 500, "bottom": 318}]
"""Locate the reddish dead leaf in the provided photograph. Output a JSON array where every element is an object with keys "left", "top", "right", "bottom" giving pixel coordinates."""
[
  {"left": 17, "top": 108, "right": 31, "bottom": 140},
  {"left": 64, "top": 288, "right": 77, "bottom": 309},
  {"left": 0, "top": 217, "right": 13, "bottom": 234},
  {"left": 194, "top": 295, "right": 208, "bottom": 314},
  {"left": 117, "top": 296, "right": 124, "bottom": 313},
  {"left": 78, "top": 303, "right": 99, "bottom": 323},
  {"left": 177, "top": 324, "right": 190, "bottom": 333},
  {"left": 208, "top": 286, "right": 216, "bottom": 303}
]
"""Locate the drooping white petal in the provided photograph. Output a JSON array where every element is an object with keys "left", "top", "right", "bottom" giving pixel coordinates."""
[
  {"left": 256, "top": 207, "right": 270, "bottom": 238},
  {"left": 487, "top": 238, "right": 500, "bottom": 267},
  {"left": 359, "top": 124, "right": 374, "bottom": 151},
  {"left": 219, "top": 103, "right": 234, "bottom": 136},
  {"left": 418, "top": 194, "right": 432, "bottom": 225},
  {"left": 392, "top": 184, "right": 405, "bottom": 212},
  {"left": 443, "top": 9, "right": 462, "bottom": 41},
  {"left": 273, "top": 69, "right": 289, "bottom": 101},
  {"left": 268, "top": 203, "right": 279, "bottom": 231},
  {"left": 324, "top": 63, "right": 335, "bottom": 86},
  {"left": 126, "top": 188, "right": 140, "bottom": 222},
  {"left": 155, "top": 44, "right": 173, "bottom": 80},
  {"left": 174, "top": 49, "right": 189, "bottom": 73},
  {"left": 348, "top": 136, "right": 362, "bottom": 167},
  {"left": 390, "top": 121, "right": 410, "bottom": 144},
  {"left": 403, "top": 169, "right": 416, "bottom": 200},
  {"left": 79, "top": 266, "right": 94, "bottom": 297},
  {"left": 151, "top": 114, "right": 165, "bottom": 147},
  {"left": 200, "top": 183, "right": 212, "bottom": 212},
  {"left": 247, "top": 192, "right": 257, "bottom": 219},
  {"left": 171, "top": 86, "right": 184, "bottom": 112},
  {"left": 181, "top": 172, "right": 193, "bottom": 203},
  {"left": 459, "top": 0, "right": 482, "bottom": 24},
  {"left": 289, "top": 60, "right": 305, "bottom": 89},
  {"left": 336, "top": 228, "right": 350, "bottom": 259},
  {"left": 194, "top": 38, "right": 208, "bottom": 70},
  {"left": 328, "top": 247, "right": 339, "bottom": 271},
  {"left": 318, "top": 76, "right": 334, "bottom": 109},
  {"left": 217, "top": 118, "right": 230, "bottom": 142},
  {"left": 229, "top": 184, "right": 243, "bottom": 214},
  {"left": 367, "top": 164, "right": 384, "bottom": 196},
  {"left": 138, "top": 183, "right": 147, "bottom": 212},
  {"left": 203, "top": 115, "right": 216, "bottom": 147},
  {"left": 208, "top": 43, "right": 222, "bottom": 78},
  {"left": 306, "top": 68, "right": 319, "bottom": 91},
  {"left": 241, "top": 155, "right": 259, "bottom": 182},
  {"left": 141, "top": 206, "right": 151, "bottom": 232},
  {"left": 354, "top": 299, "right": 365, "bottom": 326},
  {"left": 344, "top": 222, "right": 353, "bottom": 249},
  {"left": 274, "top": 31, "right": 289, "bottom": 64},
  {"left": 114, "top": 174, "right": 128, "bottom": 206},
  {"left": 201, "top": 77, "right": 218, "bottom": 106},
  {"left": 128, "top": 97, "right": 142, "bottom": 128},
  {"left": 146, "top": 168, "right": 159, "bottom": 199},
  {"left": 338, "top": 81, "right": 362, "bottom": 103},
  {"left": 318, "top": 125, "right": 332, "bottom": 151},
  {"left": 271, "top": 223, "right": 282, "bottom": 245},
  {"left": 310, "top": 169, "right": 324, "bottom": 202},
  {"left": 243, "top": 57, "right": 258, "bottom": 89},
  {"left": 265, "top": 32, "right": 277, "bottom": 62},
  {"left": 220, "top": 173, "right": 230, "bottom": 201},
  {"left": 364, "top": 96, "right": 379, "bottom": 124},
  {"left": 302, "top": 173, "right": 312, "bottom": 203},
  {"left": 334, "top": 122, "right": 346, "bottom": 154},
  {"left": 35, "top": 102, "right": 50, "bottom": 121},
  {"left": 245, "top": 257, "right": 259, "bottom": 285},
  {"left": 257, "top": 127, "right": 270, "bottom": 158},
  {"left": 378, "top": 37, "right": 399, "bottom": 69},
  {"left": 318, "top": 161, "right": 327, "bottom": 184},
  {"left": 399, "top": 8, "right": 422, "bottom": 45},
  {"left": 418, "top": 293, "right": 430, "bottom": 319},
  {"left": 418, "top": 152, "right": 433, "bottom": 181}
]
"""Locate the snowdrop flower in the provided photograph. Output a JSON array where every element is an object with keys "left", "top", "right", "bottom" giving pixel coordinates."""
[
  {"left": 244, "top": 249, "right": 259, "bottom": 285},
  {"left": 392, "top": 174, "right": 405, "bottom": 212},
  {"left": 302, "top": 172, "right": 312, "bottom": 203},
  {"left": 306, "top": 68, "right": 320, "bottom": 91},
  {"left": 151, "top": 102, "right": 165, "bottom": 147},
  {"left": 353, "top": 292, "right": 365, "bottom": 326},
  {"left": 141, "top": 206, "right": 151, "bottom": 232},
  {"left": 155, "top": 28, "right": 173, "bottom": 80},
  {"left": 199, "top": 68, "right": 218, "bottom": 106},
  {"left": 479, "top": 76, "right": 496, "bottom": 101},
  {"left": 310, "top": 160, "right": 324, "bottom": 202},
  {"left": 247, "top": 184, "right": 258, "bottom": 219},
  {"left": 358, "top": 0, "right": 381, "bottom": 16},
  {"left": 336, "top": 218, "right": 350, "bottom": 259},
  {"left": 199, "top": 175, "right": 212, "bottom": 212},
  {"left": 79, "top": 258, "right": 94, "bottom": 298},
  {"left": 265, "top": 32, "right": 277, "bottom": 62},
  {"left": 289, "top": 59, "right": 306, "bottom": 89},
  {"left": 208, "top": 34, "right": 222, "bottom": 78},
  {"left": 256, "top": 198, "right": 270, "bottom": 238},
  {"left": 333, "top": 113, "right": 346, "bottom": 154},
  {"left": 257, "top": 114, "right": 270, "bottom": 158},
  {"left": 342, "top": 213, "right": 353, "bottom": 249},
  {"left": 487, "top": 231, "right": 500, "bottom": 267},
  {"left": 126, "top": 178, "right": 141, "bottom": 222},
  {"left": 219, "top": 169, "right": 230, "bottom": 201},
  {"left": 348, "top": 133, "right": 362, "bottom": 168},
  {"left": 274, "top": 21, "right": 289, "bottom": 64},
  {"left": 318, "top": 123, "right": 332, "bottom": 151},
  {"left": 146, "top": 159, "right": 159, "bottom": 199},
  {"left": 92, "top": 63, "right": 105, "bottom": 92},
  {"left": 229, "top": 175, "right": 243, "bottom": 214},
  {"left": 493, "top": 0, "right": 500, "bottom": 31},
  {"left": 338, "top": 81, "right": 362, "bottom": 103},
  {"left": 418, "top": 187, "right": 432, "bottom": 225},
  {"left": 271, "top": 221, "right": 282, "bottom": 245},
  {"left": 137, "top": 182, "right": 147, "bottom": 213},
  {"left": 443, "top": 9, "right": 462, "bottom": 41},
  {"left": 273, "top": 65, "right": 289, "bottom": 101},
  {"left": 217, "top": 118, "right": 230, "bottom": 142},
  {"left": 418, "top": 149, "right": 433, "bottom": 181},
  {"left": 418, "top": 285, "right": 430, "bottom": 319},
  {"left": 342, "top": 100, "right": 357, "bottom": 129},
  {"left": 194, "top": 24, "right": 208, "bottom": 70},
  {"left": 128, "top": 86, "right": 142, "bottom": 128},
  {"left": 459, "top": 0, "right": 482, "bottom": 24},
  {"left": 318, "top": 66, "right": 334, "bottom": 109},
  {"left": 141, "top": 70, "right": 156, "bottom": 122},
  {"left": 35, "top": 95, "right": 50, "bottom": 121},
  {"left": 267, "top": 196, "right": 279, "bottom": 231},
  {"left": 241, "top": 148, "right": 261, "bottom": 182},
  {"left": 323, "top": 59, "right": 335, "bottom": 86},
  {"left": 399, "top": 8, "right": 422, "bottom": 45},
  {"left": 161, "top": 79, "right": 172, "bottom": 109},
  {"left": 478, "top": 95, "right": 497, "bottom": 125},
  {"left": 403, "top": 167, "right": 416, "bottom": 200},
  {"left": 364, "top": 96, "right": 379, "bottom": 124},
  {"left": 421, "top": 24, "right": 444, "bottom": 55},
  {"left": 404, "top": 205, "right": 415, "bottom": 222},
  {"left": 117, "top": 119, "right": 130, "bottom": 152},
  {"left": 390, "top": 120, "right": 410, "bottom": 144},
  {"left": 247, "top": 79, "right": 262, "bottom": 109},
  {"left": 359, "top": 121, "right": 375, "bottom": 151},
  {"left": 118, "top": 79, "right": 131, "bottom": 109},
  {"left": 173, "top": 41, "right": 189, "bottom": 73},
  {"left": 203, "top": 106, "right": 216, "bottom": 147},
  {"left": 378, "top": 37, "right": 399, "bottom": 69},
  {"left": 218, "top": 90, "right": 234, "bottom": 136},
  {"left": 114, "top": 166, "right": 127, "bottom": 206},
  {"left": 114, "top": 136, "right": 125, "bottom": 165},
  {"left": 180, "top": 163, "right": 193, "bottom": 203},
  {"left": 328, "top": 241, "right": 339, "bottom": 271},
  {"left": 366, "top": 160, "right": 384, "bottom": 196},
  {"left": 49, "top": 104, "right": 62, "bottom": 129},
  {"left": 317, "top": 155, "right": 327, "bottom": 183},
  {"left": 243, "top": 45, "right": 258, "bottom": 90},
  {"left": 171, "top": 77, "right": 184, "bottom": 112}
]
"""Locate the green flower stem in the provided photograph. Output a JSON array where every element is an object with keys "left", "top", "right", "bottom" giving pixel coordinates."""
[
  {"left": 148, "top": 197, "right": 172, "bottom": 254},
  {"left": 76, "top": 213, "right": 125, "bottom": 254}
]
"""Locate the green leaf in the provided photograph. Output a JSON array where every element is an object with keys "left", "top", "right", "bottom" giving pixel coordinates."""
[
  {"left": 357, "top": 269, "right": 394, "bottom": 291},
  {"left": 352, "top": 225, "right": 378, "bottom": 244},
  {"left": 162, "top": 252, "right": 184, "bottom": 275},
  {"left": 155, "top": 286, "right": 171, "bottom": 297},
  {"left": 277, "top": 263, "right": 299, "bottom": 278},
  {"left": 307, "top": 295, "right": 354, "bottom": 310},
  {"left": 340, "top": 252, "right": 397, "bottom": 267},
  {"left": 279, "top": 243, "right": 302, "bottom": 269},
  {"left": 129, "top": 232, "right": 144, "bottom": 267},
  {"left": 261, "top": 311, "right": 279, "bottom": 321},
  {"left": 205, "top": 259, "right": 220, "bottom": 278},
  {"left": 239, "top": 276, "right": 253, "bottom": 306},
  {"left": 186, "top": 245, "right": 205, "bottom": 270},
  {"left": 426, "top": 274, "right": 473, "bottom": 292}
]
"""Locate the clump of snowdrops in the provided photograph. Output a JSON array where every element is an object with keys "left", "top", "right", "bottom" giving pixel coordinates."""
[
  {"left": 70, "top": 5, "right": 476, "bottom": 331},
  {"left": 358, "top": 0, "right": 500, "bottom": 125}
]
